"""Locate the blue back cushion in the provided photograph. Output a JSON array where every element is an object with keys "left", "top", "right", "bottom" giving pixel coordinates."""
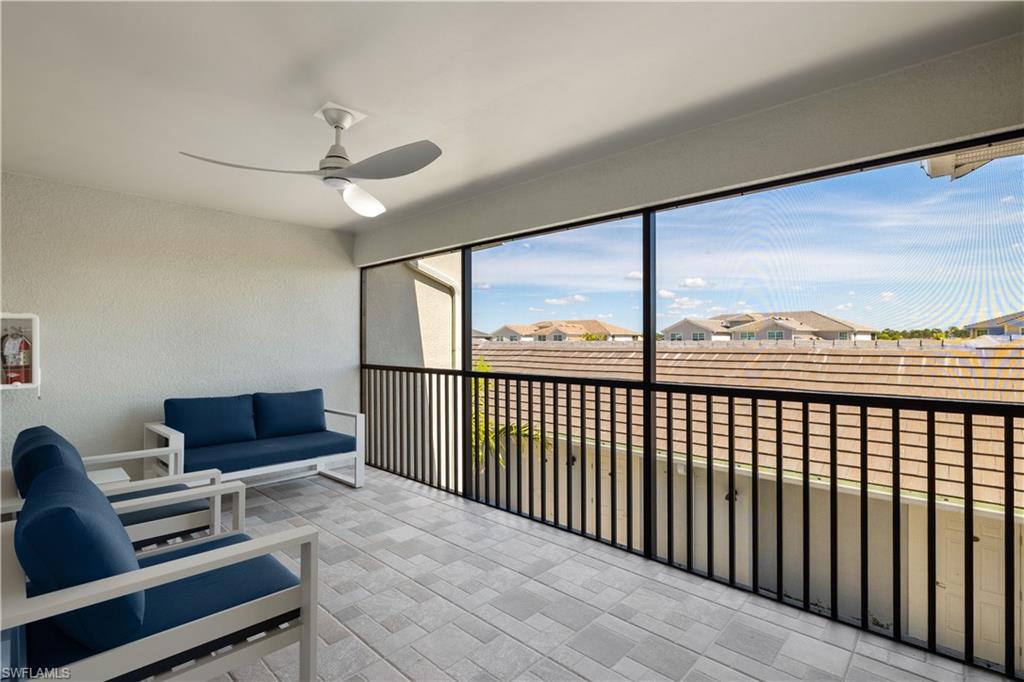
[
  {"left": 15, "top": 467, "right": 144, "bottom": 650},
  {"left": 253, "top": 389, "right": 326, "bottom": 439},
  {"left": 11, "top": 426, "right": 85, "bottom": 496},
  {"left": 164, "top": 394, "right": 256, "bottom": 448}
]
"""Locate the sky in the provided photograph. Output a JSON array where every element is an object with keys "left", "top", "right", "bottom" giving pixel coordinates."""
[{"left": 471, "top": 154, "right": 1023, "bottom": 334}]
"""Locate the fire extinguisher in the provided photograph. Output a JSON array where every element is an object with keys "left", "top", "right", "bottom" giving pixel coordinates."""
[{"left": 1, "top": 327, "right": 32, "bottom": 385}]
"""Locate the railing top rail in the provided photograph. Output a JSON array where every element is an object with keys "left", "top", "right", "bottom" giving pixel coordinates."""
[{"left": 362, "top": 363, "right": 1024, "bottom": 417}]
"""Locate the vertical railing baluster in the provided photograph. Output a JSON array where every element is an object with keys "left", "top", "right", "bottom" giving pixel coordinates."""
[
  {"left": 567, "top": 381, "right": 574, "bottom": 531},
  {"left": 686, "top": 393, "right": 694, "bottom": 571},
  {"left": 802, "top": 401, "right": 810, "bottom": 610},
  {"left": 667, "top": 392, "right": 674, "bottom": 565},
  {"left": 541, "top": 382, "right": 547, "bottom": 522},
  {"left": 927, "top": 410, "right": 936, "bottom": 651},
  {"left": 421, "top": 372, "right": 428, "bottom": 484},
  {"left": 892, "top": 409, "right": 902, "bottom": 642},
  {"left": 484, "top": 374, "right": 491, "bottom": 503},
  {"left": 611, "top": 387, "right": 618, "bottom": 547},
  {"left": 964, "top": 413, "right": 974, "bottom": 664},
  {"left": 553, "top": 383, "right": 560, "bottom": 527},
  {"left": 1003, "top": 414, "right": 1015, "bottom": 678},
  {"left": 505, "top": 379, "right": 512, "bottom": 511},
  {"left": 596, "top": 386, "right": 603, "bottom": 541},
  {"left": 707, "top": 395, "right": 715, "bottom": 578},
  {"left": 776, "top": 399, "right": 784, "bottom": 602},
  {"left": 627, "top": 389, "right": 634, "bottom": 551},
  {"left": 581, "top": 385, "right": 588, "bottom": 535},
  {"left": 516, "top": 378, "right": 523, "bottom": 513},
  {"left": 860, "top": 404, "right": 869, "bottom": 630},
  {"left": 472, "top": 373, "right": 480, "bottom": 500},
  {"left": 528, "top": 380, "right": 535, "bottom": 519},
  {"left": 728, "top": 395, "right": 736, "bottom": 586},
  {"left": 830, "top": 403, "right": 839, "bottom": 620},
  {"left": 752, "top": 399, "right": 759, "bottom": 593}
]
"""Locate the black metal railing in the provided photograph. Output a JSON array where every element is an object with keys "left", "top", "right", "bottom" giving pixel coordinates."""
[{"left": 362, "top": 363, "right": 1023, "bottom": 677}]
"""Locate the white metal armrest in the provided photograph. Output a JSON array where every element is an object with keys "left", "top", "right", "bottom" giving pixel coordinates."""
[
  {"left": 110, "top": 480, "right": 246, "bottom": 534},
  {"left": 324, "top": 408, "right": 360, "bottom": 419},
  {"left": 99, "top": 469, "right": 221, "bottom": 496},
  {"left": 323, "top": 408, "right": 365, "bottom": 488},
  {"left": 83, "top": 446, "right": 177, "bottom": 468},
  {"left": 144, "top": 422, "right": 186, "bottom": 476},
  {"left": 0, "top": 523, "right": 317, "bottom": 629}
]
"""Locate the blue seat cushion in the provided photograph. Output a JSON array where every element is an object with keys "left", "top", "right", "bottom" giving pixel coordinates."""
[
  {"left": 15, "top": 467, "right": 144, "bottom": 651},
  {"left": 164, "top": 394, "right": 257, "bottom": 449},
  {"left": 109, "top": 484, "right": 210, "bottom": 528},
  {"left": 184, "top": 429, "right": 355, "bottom": 473},
  {"left": 11, "top": 426, "right": 85, "bottom": 496},
  {"left": 26, "top": 533, "right": 299, "bottom": 681},
  {"left": 253, "top": 389, "right": 327, "bottom": 439}
]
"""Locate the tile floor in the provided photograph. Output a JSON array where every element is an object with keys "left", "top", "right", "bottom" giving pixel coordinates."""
[{"left": 226, "top": 469, "right": 1004, "bottom": 681}]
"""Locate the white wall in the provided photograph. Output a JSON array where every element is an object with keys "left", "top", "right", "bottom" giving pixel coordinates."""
[
  {"left": 1, "top": 173, "right": 361, "bottom": 458},
  {"left": 354, "top": 34, "right": 1024, "bottom": 266}
]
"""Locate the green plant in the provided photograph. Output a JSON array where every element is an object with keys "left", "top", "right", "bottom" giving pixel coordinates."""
[{"left": 472, "top": 356, "right": 551, "bottom": 468}]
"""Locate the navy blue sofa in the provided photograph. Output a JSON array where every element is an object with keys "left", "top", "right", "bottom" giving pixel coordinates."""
[
  {"left": 5, "top": 464, "right": 318, "bottom": 680},
  {"left": 163, "top": 388, "right": 363, "bottom": 485},
  {"left": 10, "top": 425, "right": 210, "bottom": 545}
]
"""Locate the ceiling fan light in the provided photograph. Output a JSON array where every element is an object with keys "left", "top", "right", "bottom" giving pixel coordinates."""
[{"left": 322, "top": 176, "right": 348, "bottom": 189}]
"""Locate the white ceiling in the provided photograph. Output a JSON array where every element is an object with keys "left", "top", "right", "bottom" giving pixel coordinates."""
[{"left": 3, "top": 2, "right": 1020, "bottom": 232}]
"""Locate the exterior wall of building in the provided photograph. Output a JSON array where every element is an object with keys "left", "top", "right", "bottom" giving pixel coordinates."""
[{"left": 365, "top": 252, "right": 462, "bottom": 369}]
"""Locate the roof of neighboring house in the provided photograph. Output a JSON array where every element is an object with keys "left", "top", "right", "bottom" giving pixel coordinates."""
[
  {"left": 661, "top": 318, "right": 731, "bottom": 334},
  {"left": 704, "top": 310, "right": 877, "bottom": 333},
  {"left": 472, "top": 329, "right": 492, "bottom": 338},
  {"left": 966, "top": 310, "right": 1024, "bottom": 329},
  {"left": 728, "top": 316, "right": 819, "bottom": 334},
  {"left": 497, "top": 319, "right": 641, "bottom": 338}
]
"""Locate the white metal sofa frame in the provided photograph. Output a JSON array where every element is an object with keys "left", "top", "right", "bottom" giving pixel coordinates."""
[
  {"left": 145, "top": 407, "right": 366, "bottom": 488},
  {"left": 0, "top": 487, "right": 319, "bottom": 681},
  {"left": 1, "top": 436, "right": 227, "bottom": 545}
]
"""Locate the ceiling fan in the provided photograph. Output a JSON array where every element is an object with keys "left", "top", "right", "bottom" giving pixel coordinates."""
[{"left": 180, "top": 107, "right": 441, "bottom": 218}]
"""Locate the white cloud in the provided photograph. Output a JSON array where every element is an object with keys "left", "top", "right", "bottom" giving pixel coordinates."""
[
  {"left": 680, "top": 277, "right": 711, "bottom": 288},
  {"left": 864, "top": 305, "right": 874, "bottom": 311},
  {"left": 736, "top": 300, "right": 747, "bottom": 306},
  {"left": 836, "top": 303, "right": 854, "bottom": 311},
  {"left": 522, "top": 243, "right": 532, "bottom": 248},
  {"left": 1001, "top": 195, "right": 1016, "bottom": 203},
  {"left": 847, "top": 291, "right": 856, "bottom": 297},
  {"left": 657, "top": 289, "right": 676, "bottom": 299},
  {"left": 880, "top": 291, "right": 896, "bottom": 303},
  {"left": 625, "top": 271, "right": 643, "bottom": 280},
  {"left": 707, "top": 306, "right": 726, "bottom": 313},
  {"left": 528, "top": 307, "right": 544, "bottom": 312},
  {"left": 475, "top": 282, "right": 492, "bottom": 290},
  {"left": 1012, "top": 242, "right": 1023, "bottom": 252},
  {"left": 668, "top": 296, "right": 702, "bottom": 310},
  {"left": 596, "top": 313, "right": 614, "bottom": 319},
  {"left": 544, "top": 294, "right": 588, "bottom": 305}
]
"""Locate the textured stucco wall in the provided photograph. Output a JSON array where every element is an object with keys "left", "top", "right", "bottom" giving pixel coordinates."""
[
  {"left": 364, "top": 251, "right": 461, "bottom": 369},
  {"left": 355, "top": 34, "right": 1024, "bottom": 265},
  {"left": 0, "top": 173, "right": 360, "bottom": 458}
]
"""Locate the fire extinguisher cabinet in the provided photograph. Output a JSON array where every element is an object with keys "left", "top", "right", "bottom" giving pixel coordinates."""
[{"left": 1, "top": 313, "right": 40, "bottom": 395}]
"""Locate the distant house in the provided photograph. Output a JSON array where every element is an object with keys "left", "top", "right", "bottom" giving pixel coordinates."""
[
  {"left": 661, "top": 310, "right": 877, "bottom": 342},
  {"left": 471, "top": 329, "right": 493, "bottom": 341},
  {"left": 966, "top": 310, "right": 1024, "bottom": 337},
  {"left": 491, "top": 319, "right": 641, "bottom": 342}
]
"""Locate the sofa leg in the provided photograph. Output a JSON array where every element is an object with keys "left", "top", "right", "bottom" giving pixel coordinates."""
[
  {"left": 316, "top": 460, "right": 364, "bottom": 488},
  {"left": 299, "top": 537, "right": 318, "bottom": 682}
]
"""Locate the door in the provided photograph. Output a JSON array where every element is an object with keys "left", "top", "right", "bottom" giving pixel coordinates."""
[{"left": 936, "top": 511, "right": 1010, "bottom": 666}]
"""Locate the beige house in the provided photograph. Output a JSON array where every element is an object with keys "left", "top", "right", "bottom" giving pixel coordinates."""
[
  {"left": 662, "top": 310, "right": 877, "bottom": 342},
  {"left": 967, "top": 310, "right": 1024, "bottom": 337},
  {"left": 491, "top": 319, "right": 641, "bottom": 342}
]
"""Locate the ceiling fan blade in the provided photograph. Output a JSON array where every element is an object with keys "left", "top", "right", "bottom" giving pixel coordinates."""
[
  {"left": 341, "top": 140, "right": 441, "bottom": 180},
  {"left": 179, "top": 151, "right": 325, "bottom": 176},
  {"left": 342, "top": 184, "right": 386, "bottom": 217}
]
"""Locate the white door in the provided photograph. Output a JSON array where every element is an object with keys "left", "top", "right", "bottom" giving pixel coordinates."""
[{"left": 936, "top": 511, "right": 1012, "bottom": 666}]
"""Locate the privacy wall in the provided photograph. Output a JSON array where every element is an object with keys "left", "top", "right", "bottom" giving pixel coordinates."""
[{"left": 0, "top": 173, "right": 360, "bottom": 457}]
